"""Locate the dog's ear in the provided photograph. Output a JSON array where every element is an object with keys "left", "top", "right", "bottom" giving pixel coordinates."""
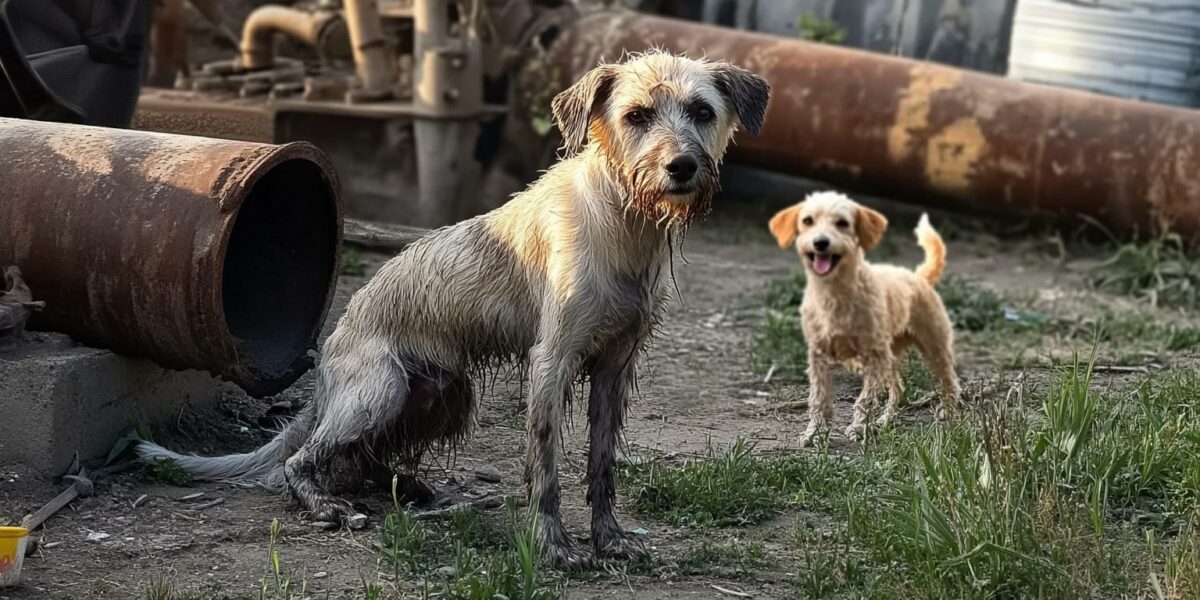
[
  {"left": 768, "top": 204, "right": 801, "bottom": 249},
  {"left": 711, "top": 63, "right": 770, "bottom": 135},
  {"left": 856, "top": 206, "right": 889, "bottom": 252},
  {"left": 551, "top": 64, "right": 618, "bottom": 156}
]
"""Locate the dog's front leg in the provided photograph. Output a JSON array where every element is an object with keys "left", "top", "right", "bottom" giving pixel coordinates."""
[
  {"left": 525, "top": 340, "right": 591, "bottom": 568},
  {"left": 800, "top": 352, "right": 834, "bottom": 447},
  {"left": 587, "top": 339, "right": 647, "bottom": 560}
]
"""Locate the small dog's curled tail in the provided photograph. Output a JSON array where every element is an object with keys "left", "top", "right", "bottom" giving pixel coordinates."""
[{"left": 914, "top": 213, "right": 946, "bottom": 285}]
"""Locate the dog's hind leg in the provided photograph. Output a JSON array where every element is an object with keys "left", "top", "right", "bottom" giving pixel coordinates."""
[
  {"left": 586, "top": 337, "right": 647, "bottom": 560},
  {"left": 285, "top": 338, "right": 412, "bottom": 524},
  {"left": 917, "top": 338, "right": 960, "bottom": 420},
  {"left": 800, "top": 353, "right": 835, "bottom": 447}
]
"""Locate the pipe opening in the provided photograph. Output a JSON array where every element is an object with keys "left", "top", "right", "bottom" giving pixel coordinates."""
[{"left": 222, "top": 158, "right": 338, "bottom": 381}]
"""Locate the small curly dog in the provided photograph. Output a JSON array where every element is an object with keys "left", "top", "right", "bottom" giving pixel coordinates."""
[{"left": 768, "top": 192, "right": 961, "bottom": 445}]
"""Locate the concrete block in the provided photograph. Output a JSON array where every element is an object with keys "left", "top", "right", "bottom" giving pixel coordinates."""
[{"left": 0, "top": 333, "right": 224, "bottom": 477}]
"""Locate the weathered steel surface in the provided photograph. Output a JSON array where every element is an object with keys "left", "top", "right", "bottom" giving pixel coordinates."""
[
  {"left": 549, "top": 12, "right": 1200, "bottom": 235},
  {"left": 0, "top": 118, "right": 342, "bottom": 396},
  {"left": 1008, "top": 0, "right": 1200, "bottom": 107}
]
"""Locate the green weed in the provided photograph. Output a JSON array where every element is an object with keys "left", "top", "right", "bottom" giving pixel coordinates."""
[
  {"left": 936, "top": 275, "right": 1008, "bottom": 332},
  {"left": 1090, "top": 233, "right": 1200, "bottom": 310},
  {"left": 679, "top": 540, "right": 772, "bottom": 578},
  {"left": 341, "top": 246, "right": 368, "bottom": 277},
  {"left": 141, "top": 458, "right": 192, "bottom": 487},
  {"left": 796, "top": 14, "right": 847, "bottom": 44},
  {"left": 377, "top": 486, "right": 560, "bottom": 599}
]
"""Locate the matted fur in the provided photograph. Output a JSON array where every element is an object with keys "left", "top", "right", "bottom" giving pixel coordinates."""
[
  {"left": 139, "top": 50, "right": 769, "bottom": 567},
  {"left": 768, "top": 192, "right": 961, "bottom": 445}
]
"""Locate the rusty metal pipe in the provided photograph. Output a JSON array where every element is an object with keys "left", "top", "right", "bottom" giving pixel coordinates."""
[
  {"left": 0, "top": 118, "right": 342, "bottom": 396},
  {"left": 549, "top": 12, "right": 1200, "bottom": 236},
  {"left": 342, "top": 0, "right": 391, "bottom": 100},
  {"left": 240, "top": 5, "right": 342, "bottom": 70}
]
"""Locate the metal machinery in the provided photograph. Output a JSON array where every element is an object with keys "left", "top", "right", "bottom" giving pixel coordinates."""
[{"left": 136, "top": 0, "right": 575, "bottom": 227}]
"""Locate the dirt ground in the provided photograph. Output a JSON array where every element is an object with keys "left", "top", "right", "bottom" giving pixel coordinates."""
[{"left": 0, "top": 195, "right": 1179, "bottom": 599}]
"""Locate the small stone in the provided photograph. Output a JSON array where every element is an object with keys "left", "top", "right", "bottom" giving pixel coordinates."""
[
  {"left": 86, "top": 532, "right": 110, "bottom": 542},
  {"left": 346, "top": 513, "right": 368, "bottom": 530},
  {"left": 474, "top": 468, "right": 502, "bottom": 483},
  {"left": 313, "top": 571, "right": 328, "bottom": 579},
  {"left": 632, "top": 527, "right": 649, "bottom": 537},
  {"left": 312, "top": 521, "right": 338, "bottom": 531},
  {"left": 436, "top": 566, "right": 457, "bottom": 577}
]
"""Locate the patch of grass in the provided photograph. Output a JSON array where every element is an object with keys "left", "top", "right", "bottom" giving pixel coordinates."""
[
  {"left": 143, "top": 577, "right": 202, "bottom": 600},
  {"left": 378, "top": 492, "right": 561, "bottom": 599},
  {"left": 753, "top": 271, "right": 808, "bottom": 378},
  {"left": 936, "top": 274, "right": 1008, "bottom": 332},
  {"left": 679, "top": 540, "right": 772, "bottom": 578},
  {"left": 623, "top": 439, "right": 788, "bottom": 527},
  {"left": 622, "top": 439, "right": 865, "bottom": 527},
  {"left": 1090, "top": 233, "right": 1200, "bottom": 310},
  {"left": 1088, "top": 310, "right": 1200, "bottom": 353},
  {"left": 340, "top": 246, "right": 368, "bottom": 277},
  {"left": 796, "top": 14, "right": 846, "bottom": 44},
  {"left": 140, "top": 458, "right": 191, "bottom": 486}
]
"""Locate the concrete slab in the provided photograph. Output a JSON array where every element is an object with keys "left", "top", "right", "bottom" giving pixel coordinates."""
[{"left": 0, "top": 333, "right": 225, "bottom": 477}]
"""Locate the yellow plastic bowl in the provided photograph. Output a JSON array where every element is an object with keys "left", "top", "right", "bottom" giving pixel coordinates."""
[{"left": 0, "top": 527, "right": 28, "bottom": 587}]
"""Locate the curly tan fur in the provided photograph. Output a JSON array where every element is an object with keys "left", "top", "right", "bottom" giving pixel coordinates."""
[
  {"left": 139, "top": 51, "right": 769, "bottom": 568},
  {"left": 768, "top": 192, "right": 960, "bottom": 445}
]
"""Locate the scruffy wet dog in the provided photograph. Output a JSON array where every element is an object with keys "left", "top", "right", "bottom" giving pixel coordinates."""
[
  {"left": 768, "top": 192, "right": 960, "bottom": 446},
  {"left": 139, "top": 51, "right": 769, "bottom": 566}
]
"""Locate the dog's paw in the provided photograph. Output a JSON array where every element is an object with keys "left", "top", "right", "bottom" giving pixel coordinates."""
[
  {"left": 935, "top": 404, "right": 957, "bottom": 421},
  {"left": 875, "top": 411, "right": 897, "bottom": 429},
  {"left": 545, "top": 538, "right": 595, "bottom": 569},
  {"left": 595, "top": 531, "right": 649, "bottom": 560},
  {"left": 844, "top": 423, "right": 866, "bottom": 442},
  {"left": 309, "top": 499, "right": 354, "bottom": 524}
]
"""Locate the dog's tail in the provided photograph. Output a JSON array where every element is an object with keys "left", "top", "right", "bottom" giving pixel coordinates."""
[
  {"left": 914, "top": 213, "right": 946, "bottom": 285},
  {"left": 135, "top": 405, "right": 315, "bottom": 491}
]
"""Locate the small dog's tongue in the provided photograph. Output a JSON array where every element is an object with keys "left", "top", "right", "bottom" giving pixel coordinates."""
[{"left": 813, "top": 254, "right": 834, "bottom": 275}]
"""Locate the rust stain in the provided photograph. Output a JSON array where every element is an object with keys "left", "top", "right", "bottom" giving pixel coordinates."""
[
  {"left": 888, "top": 65, "right": 962, "bottom": 164},
  {"left": 924, "top": 117, "right": 986, "bottom": 193}
]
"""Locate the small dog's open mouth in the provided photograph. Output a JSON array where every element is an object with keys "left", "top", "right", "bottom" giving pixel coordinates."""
[{"left": 807, "top": 252, "right": 841, "bottom": 276}]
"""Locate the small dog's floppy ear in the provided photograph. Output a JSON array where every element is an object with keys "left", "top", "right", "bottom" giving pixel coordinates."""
[
  {"left": 551, "top": 64, "right": 618, "bottom": 155},
  {"left": 856, "top": 206, "right": 889, "bottom": 252},
  {"left": 768, "top": 204, "right": 801, "bottom": 249},
  {"left": 711, "top": 63, "right": 771, "bottom": 135}
]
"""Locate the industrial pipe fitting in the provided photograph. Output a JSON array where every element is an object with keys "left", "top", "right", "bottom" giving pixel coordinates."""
[
  {"left": 0, "top": 118, "right": 342, "bottom": 396},
  {"left": 240, "top": 5, "right": 343, "bottom": 70}
]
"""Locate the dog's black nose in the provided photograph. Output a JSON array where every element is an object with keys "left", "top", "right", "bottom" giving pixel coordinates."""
[
  {"left": 813, "top": 237, "right": 831, "bottom": 252},
  {"left": 665, "top": 155, "right": 699, "bottom": 182}
]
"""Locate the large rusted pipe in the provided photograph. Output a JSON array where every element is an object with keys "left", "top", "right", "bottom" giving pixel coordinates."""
[
  {"left": 549, "top": 12, "right": 1200, "bottom": 236},
  {"left": 0, "top": 118, "right": 342, "bottom": 397}
]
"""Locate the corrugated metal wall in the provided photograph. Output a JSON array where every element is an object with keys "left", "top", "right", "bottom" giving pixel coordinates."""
[
  {"left": 1007, "top": 0, "right": 1200, "bottom": 107},
  {"left": 633, "top": 0, "right": 1018, "bottom": 74}
]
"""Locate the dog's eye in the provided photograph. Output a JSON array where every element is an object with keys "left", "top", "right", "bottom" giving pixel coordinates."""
[
  {"left": 625, "top": 108, "right": 652, "bottom": 127},
  {"left": 801, "top": 216, "right": 814, "bottom": 226},
  {"left": 693, "top": 105, "right": 715, "bottom": 123},
  {"left": 836, "top": 219, "right": 850, "bottom": 229}
]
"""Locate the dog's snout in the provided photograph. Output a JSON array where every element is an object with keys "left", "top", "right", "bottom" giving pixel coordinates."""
[
  {"left": 813, "top": 236, "right": 831, "bottom": 252},
  {"left": 665, "top": 155, "right": 699, "bottom": 182}
]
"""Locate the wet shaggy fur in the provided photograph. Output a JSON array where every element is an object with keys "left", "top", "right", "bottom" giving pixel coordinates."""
[
  {"left": 139, "top": 51, "right": 769, "bottom": 567},
  {"left": 768, "top": 192, "right": 961, "bottom": 446}
]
